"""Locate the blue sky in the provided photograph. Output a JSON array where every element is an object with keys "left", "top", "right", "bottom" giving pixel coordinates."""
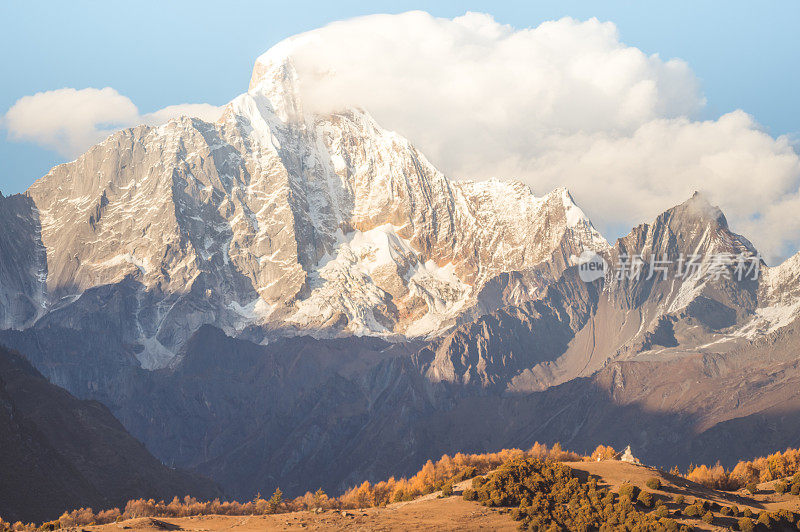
[{"left": 1, "top": 0, "right": 798, "bottom": 196}]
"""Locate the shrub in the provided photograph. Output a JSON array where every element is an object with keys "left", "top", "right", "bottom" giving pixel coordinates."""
[
  {"left": 792, "top": 483, "right": 800, "bottom": 496},
  {"left": 674, "top": 495, "right": 685, "bottom": 505},
  {"left": 737, "top": 517, "right": 755, "bottom": 532},
  {"left": 440, "top": 481, "right": 454, "bottom": 497},
  {"left": 743, "top": 507, "right": 753, "bottom": 518},
  {"left": 746, "top": 482, "right": 758, "bottom": 495},
  {"left": 702, "top": 511, "right": 714, "bottom": 524},
  {"left": 654, "top": 505, "right": 669, "bottom": 518},
  {"left": 776, "top": 481, "right": 789, "bottom": 494},
  {"left": 757, "top": 512, "right": 771, "bottom": 527},
  {"left": 645, "top": 477, "right": 661, "bottom": 490},
  {"left": 777, "top": 509, "right": 796, "bottom": 524},
  {"left": 720, "top": 506, "right": 732, "bottom": 516},
  {"left": 660, "top": 518, "right": 679, "bottom": 532},
  {"left": 618, "top": 482, "right": 640, "bottom": 501},
  {"left": 462, "top": 489, "right": 477, "bottom": 501},
  {"left": 731, "top": 505, "right": 740, "bottom": 516},
  {"left": 683, "top": 504, "right": 701, "bottom": 517},
  {"left": 465, "top": 458, "right": 668, "bottom": 530},
  {"left": 637, "top": 491, "right": 653, "bottom": 508}
]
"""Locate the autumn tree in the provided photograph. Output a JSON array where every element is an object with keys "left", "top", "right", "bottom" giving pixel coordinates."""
[{"left": 268, "top": 488, "right": 283, "bottom": 513}]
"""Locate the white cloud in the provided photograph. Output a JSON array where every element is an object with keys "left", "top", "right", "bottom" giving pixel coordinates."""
[
  {"left": 3, "top": 87, "right": 222, "bottom": 158},
  {"left": 3, "top": 88, "right": 139, "bottom": 157},
  {"left": 251, "top": 11, "right": 800, "bottom": 262},
  {"left": 141, "top": 103, "right": 223, "bottom": 125}
]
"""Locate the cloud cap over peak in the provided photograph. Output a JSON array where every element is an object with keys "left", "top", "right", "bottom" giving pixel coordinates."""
[
  {"left": 253, "top": 12, "right": 703, "bottom": 133},
  {"left": 249, "top": 11, "right": 798, "bottom": 263}
]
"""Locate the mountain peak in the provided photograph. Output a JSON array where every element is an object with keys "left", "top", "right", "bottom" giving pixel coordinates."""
[
  {"left": 246, "top": 56, "right": 304, "bottom": 123},
  {"left": 675, "top": 190, "right": 727, "bottom": 228},
  {"left": 548, "top": 186, "right": 597, "bottom": 231},
  {"left": 10, "top": 41, "right": 611, "bottom": 365},
  {"left": 247, "top": 36, "right": 326, "bottom": 124}
]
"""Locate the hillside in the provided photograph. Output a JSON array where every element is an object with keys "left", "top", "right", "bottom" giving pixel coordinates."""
[
  {"left": 23, "top": 456, "right": 800, "bottom": 532},
  {"left": 0, "top": 345, "right": 220, "bottom": 523}
]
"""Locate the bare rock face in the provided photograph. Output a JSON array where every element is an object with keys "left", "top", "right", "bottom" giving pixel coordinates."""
[
  {"left": 8, "top": 53, "right": 606, "bottom": 368},
  {"left": 0, "top": 193, "right": 47, "bottom": 329}
]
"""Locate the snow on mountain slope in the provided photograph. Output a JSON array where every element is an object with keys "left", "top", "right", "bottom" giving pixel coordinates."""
[
  {"left": 7, "top": 39, "right": 798, "bottom": 375},
  {"left": 8, "top": 47, "right": 607, "bottom": 367},
  {"left": 736, "top": 251, "right": 800, "bottom": 337},
  {"left": 418, "top": 192, "right": 773, "bottom": 392}
]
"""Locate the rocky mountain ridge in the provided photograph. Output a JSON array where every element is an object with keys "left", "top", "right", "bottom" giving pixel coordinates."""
[{"left": 2, "top": 191, "right": 799, "bottom": 502}]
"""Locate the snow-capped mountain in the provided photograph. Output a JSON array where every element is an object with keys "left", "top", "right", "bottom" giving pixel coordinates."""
[
  {"left": 739, "top": 250, "right": 800, "bottom": 337},
  {"left": 4, "top": 38, "right": 800, "bottom": 507},
  {"left": 417, "top": 192, "right": 795, "bottom": 393},
  {"left": 2, "top": 47, "right": 605, "bottom": 368}
]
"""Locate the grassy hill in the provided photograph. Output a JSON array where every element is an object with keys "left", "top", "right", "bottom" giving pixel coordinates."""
[{"left": 5, "top": 443, "right": 800, "bottom": 531}]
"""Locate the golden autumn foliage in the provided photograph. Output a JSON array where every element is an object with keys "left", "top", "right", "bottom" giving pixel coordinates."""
[
  {"left": 685, "top": 462, "right": 737, "bottom": 490},
  {"left": 6, "top": 443, "right": 800, "bottom": 531},
  {"left": 1, "top": 442, "right": 581, "bottom": 531},
  {"left": 338, "top": 442, "right": 582, "bottom": 508},
  {"left": 589, "top": 444, "right": 618, "bottom": 461},
  {"left": 685, "top": 447, "right": 800, "bottom": 490}
]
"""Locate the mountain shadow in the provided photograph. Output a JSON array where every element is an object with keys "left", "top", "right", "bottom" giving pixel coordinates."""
[{"left": 0, "top": 344, "right": 221, "bottom": 523}]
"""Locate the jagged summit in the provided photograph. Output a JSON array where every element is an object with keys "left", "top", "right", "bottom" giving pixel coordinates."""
[{"left": 673, "top": 190, "right": 729, "bottom": 228}]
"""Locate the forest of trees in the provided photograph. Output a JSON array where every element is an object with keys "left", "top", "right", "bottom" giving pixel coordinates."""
[
  {"left": 465, "top": 457, "right": 800, "bottom": 531},
  {"left": 0, "top": 442, "right": 580, "bottom": 531},
  {"left": 464, "top": 457, "right": 683, "bottom": 530},
  {"left": 2, "top": 442, "right": 800, "bottom": 531},
  {"left": 683, "top": 447, "right": 800, "bottom": 491}
]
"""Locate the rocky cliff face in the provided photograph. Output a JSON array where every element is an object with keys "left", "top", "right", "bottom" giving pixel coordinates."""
[
  {"left": 0, "top": 193, "right": 46, "bottom": 330},
  {"left": 417, "top": 192, "right": 769, "bottom": 393}
]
